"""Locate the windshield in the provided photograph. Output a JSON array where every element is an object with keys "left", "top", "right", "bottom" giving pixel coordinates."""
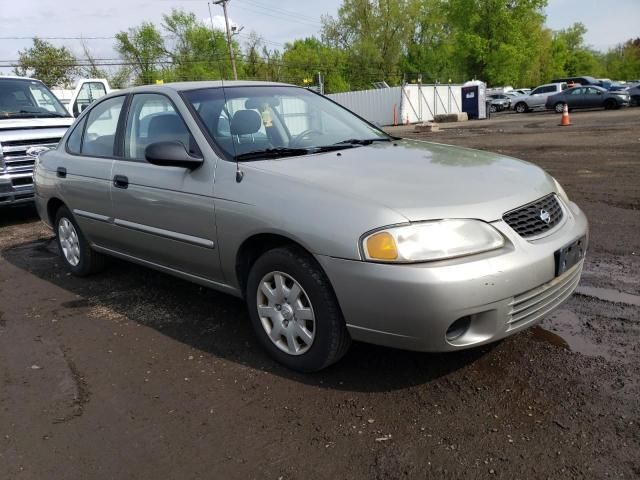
[
  {"left": 184, "top": 86, "right": 389, "bottom": 159},
  {"left": 0, "top": 78, "right": 70, "bottom": 118}
]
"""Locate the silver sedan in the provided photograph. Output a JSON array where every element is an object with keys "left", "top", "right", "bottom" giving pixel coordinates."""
[{"left": 34, "top": 81, "right": 588, "bottom": 371}]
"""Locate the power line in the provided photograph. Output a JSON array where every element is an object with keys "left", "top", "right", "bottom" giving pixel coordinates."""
[{"left": 238, "top": 0, "right": 323, "bottom": 25}]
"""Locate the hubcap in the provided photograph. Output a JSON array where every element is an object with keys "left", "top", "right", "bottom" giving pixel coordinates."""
[
  {"left": 256, "top": 271, "right": 315, "bottom": 356},
  {"left": 58, "top": 217, "right": 80, "bottom": 266}
]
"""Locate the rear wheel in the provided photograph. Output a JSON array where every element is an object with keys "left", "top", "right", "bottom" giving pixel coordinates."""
[
  {"left": 246, "top": 246, "right": 351, "bottom": 372},
  {"left": 55, "top": 206, "right": 106, "bottom": 276},
  {"left": 554, "top": 102, "right": 566, "bottom": 114},
  {"left": 515, "top": 102, "right": 528, "bottom": 113}
]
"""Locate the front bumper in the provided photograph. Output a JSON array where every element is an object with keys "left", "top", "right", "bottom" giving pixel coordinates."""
[
  {"left": 316, "top": 199, "right": 588, "bottom": 352},
  {"left": 0, "top": 173, "right": 35, "bottom": 206}
]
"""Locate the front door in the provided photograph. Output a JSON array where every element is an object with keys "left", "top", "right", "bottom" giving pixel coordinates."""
[{"left": 109, "top": 93, "right": 222, "bottom": 282}]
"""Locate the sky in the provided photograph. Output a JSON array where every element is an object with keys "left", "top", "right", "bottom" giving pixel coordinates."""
[{"left": 1, "top": 0, "right": 639, "bottom": 74}]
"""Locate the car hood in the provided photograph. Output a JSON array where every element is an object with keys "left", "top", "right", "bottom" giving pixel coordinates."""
[
  {"left": 245, "top": 139, "right": 555, "bottom": 222},
  {"left": 0, "top": 117, "right": 74, "bottom": 130}
]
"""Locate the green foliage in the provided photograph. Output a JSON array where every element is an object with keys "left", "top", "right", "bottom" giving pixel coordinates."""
[
  {"left": 162, "top": 9, "right": 238, "bottom": 81},
  {"left": 114, "top": 23, "right": 166, "bottom": 85},
  {"left": 602, "top": 39, "right": 640, "bottom": 80},
  {"left": 322, "top": 0, "right": 418, "bottom": 89},
  {"left": 281, "top": 37, "right": 349, "bottom": 93},
  {"left": 13, "top": 38, "right": 79, "bottom": 87}
]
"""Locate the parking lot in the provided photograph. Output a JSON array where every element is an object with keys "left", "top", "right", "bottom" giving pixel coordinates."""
[{"left": 1, "top": 107, "right": 638, "bottom": 479}]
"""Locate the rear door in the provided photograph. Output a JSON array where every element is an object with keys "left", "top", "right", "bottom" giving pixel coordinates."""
[
  {"left": 109, "top": 92, "right": 222, "bottom": 282},
  {"left": 58, "top": 95, "right": 125, "bottom": 248}
]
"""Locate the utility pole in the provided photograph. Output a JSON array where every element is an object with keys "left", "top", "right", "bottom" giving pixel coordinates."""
[{"left": 213, "top": 0, "right": 238, "bottom": 80}]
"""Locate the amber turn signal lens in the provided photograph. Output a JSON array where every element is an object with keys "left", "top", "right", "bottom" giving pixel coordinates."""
[{"left": 366, "top": 232, "right": 398, "bottom": 260}]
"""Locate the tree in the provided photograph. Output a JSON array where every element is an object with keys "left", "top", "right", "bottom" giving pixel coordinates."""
[
  {"left": 551, "top": 23, "right": 601, "bottom": 77},
  {"left": 322, "top": 0, "right": 419, "bottom": 89},
  {"left": 114, "top": 23, "right": 166, "bottom": 85},
  {"left": 162, "top": 9, "right": 236, "bottom": 81},
  {"left": 13, "top": 38, "right": 78, "bottom": 87},
  {"left": 446, "top": 0, "right": 549, "bottom": 86},
  {"left": 282, "top": 37, "right": 349, "bottom": 92},
  {"left": 601, "top": 38, "right": 640, "bottom": 80},
  {"left": 401, "top": 0, "right": 459, "bottom": 83}
]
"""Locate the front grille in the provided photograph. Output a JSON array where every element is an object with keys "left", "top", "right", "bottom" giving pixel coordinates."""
[
  {"left": 503, "top": 194, "right": 563, "bottom": 238},
  {"left": 507, "top": 261, "right": 583, "bottom": 329},
  {"left": 1, "top": 138, "right": 61, "bottom": 174}
]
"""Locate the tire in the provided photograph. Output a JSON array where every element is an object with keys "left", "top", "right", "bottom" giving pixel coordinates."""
[
  {"left": 515, "top": 102, "right": 527, "bottom": 113},
  {"left": 54, "top": 205, "right": 106, "bottom": 276},
  {"left": 604, "top": 99, "right": 617, "bottom": 110},
  {"left": 489, "top": 104, "right": 497, "bottom": 113},
  {"left": 631, "top": 95, "right": 639, "bottom": 107},
  {"left": 554, "top": 102, "right": 566, "bottom": 114},
  {"left": 246, "top": 246, "right": 351, "bottom": 372}
]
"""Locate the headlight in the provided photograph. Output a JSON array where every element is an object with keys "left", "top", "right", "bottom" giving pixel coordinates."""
[
  {"left": 552, "top": 177, "right": 570, "bottom": 203},
  {"left": 362, "top": 220, "right": 505, "bottom": 263}
]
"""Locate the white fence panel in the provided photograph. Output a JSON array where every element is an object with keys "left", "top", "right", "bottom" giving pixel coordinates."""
[
  {"left": 327, "top": 87, "right": 402, "bottom": 126},
  {"left": 400, "top": 85, "right": 462, "bottom": 123},
  {"left": 328, "top": 85, "right": 463, "bottom": 126}
]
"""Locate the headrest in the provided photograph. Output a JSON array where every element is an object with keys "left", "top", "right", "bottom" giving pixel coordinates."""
[
  {"left": 147, "top": 114, "right": 187, "bottom": 139},
  {"left": 230, "top": 109, "right": 262, "bottom": 136}
]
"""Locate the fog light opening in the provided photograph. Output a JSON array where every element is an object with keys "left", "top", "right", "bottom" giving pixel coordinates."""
[{"left": 446, "top": 316, "right": 472, "bottom": 342}]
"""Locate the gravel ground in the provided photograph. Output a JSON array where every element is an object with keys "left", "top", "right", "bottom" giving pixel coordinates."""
[{"left": 1, "top": 107, "right": 639, "bottom": 479}]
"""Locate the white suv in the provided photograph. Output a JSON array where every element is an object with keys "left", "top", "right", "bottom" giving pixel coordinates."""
[{"left": 512, "top": 83, "right": 568, "bottom": 113}]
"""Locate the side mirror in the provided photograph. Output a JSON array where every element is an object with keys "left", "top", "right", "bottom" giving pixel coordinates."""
[{"left": 145, "top": 141, "right": 203, "bottom": 169}]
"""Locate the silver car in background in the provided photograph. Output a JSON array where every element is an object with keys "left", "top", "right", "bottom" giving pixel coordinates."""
[
  {"left": 512, "top": 82, "right": 568, "bottom": 113},
  {"left": 34, "top": 81, "right": 588, "bottom": 371}
]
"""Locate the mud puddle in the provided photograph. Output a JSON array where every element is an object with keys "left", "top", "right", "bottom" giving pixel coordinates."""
[{"left": 533, "top": 309, "right": 608, "bottom": 360}]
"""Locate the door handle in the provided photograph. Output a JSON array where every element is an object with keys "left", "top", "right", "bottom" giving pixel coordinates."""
[
  {"left": 56, "top": 167, "right": 67, "bottom": 178},
  {"left": 113, "top": 175, "right": 129, "bottom": 189}
]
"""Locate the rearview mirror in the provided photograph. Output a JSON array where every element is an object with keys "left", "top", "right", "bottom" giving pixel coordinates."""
[{"left": 145, "top": 141, "right": 203, "bottom": 169}]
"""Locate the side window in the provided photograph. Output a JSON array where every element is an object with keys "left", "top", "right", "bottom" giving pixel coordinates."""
[
  {"left": 124, "top": 93, "right": 199, "bottom": 162},
  {"left": 66, "top": 117, "right": 87, "bottom": 154},
  {"left": 81, "top": 96, "right": 125, "bottom": 157},
  {"left": 570, "top": 88, "right": 584, "bottom": 95},
  {"left": 531, "top": 87, "right": 542, "bottom": 95},
  {"left": 73, "top": 82, "right": 108, "bottom": 116}
]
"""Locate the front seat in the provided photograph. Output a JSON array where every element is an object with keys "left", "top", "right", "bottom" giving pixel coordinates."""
[{"left": 229, "top": 110, "right": 270, "bottom": 155}]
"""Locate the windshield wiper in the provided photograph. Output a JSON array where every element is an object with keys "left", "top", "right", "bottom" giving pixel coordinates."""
[
  {"left": 234, "top": 147, "right": 311, "bottom": 161},
  {"left": 35, "top": 112, "right": 71, "bottom": 118},
  {"left": 332, "top": 137, "right": 393, "bottom": 146}
]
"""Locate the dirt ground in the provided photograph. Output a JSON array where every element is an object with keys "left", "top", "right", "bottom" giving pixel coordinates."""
[{"left": 1, "top": 108, "right": 639, "bottom": 479}]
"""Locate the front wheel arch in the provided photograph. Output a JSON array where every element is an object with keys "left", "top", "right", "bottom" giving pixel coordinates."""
[
  {"left": 235, "top": 233, "right": 317, "bottom": 298},
  {"left": 47, "top": 197, "right": 66, "bottom": 227}
]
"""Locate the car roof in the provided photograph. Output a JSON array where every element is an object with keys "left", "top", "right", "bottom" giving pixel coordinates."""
[
  {"left": 0, "top": 75, "right": 43, "bottom": 82},
  {"left": 123, "top": 80, "right": 295, "bottom": 94}
]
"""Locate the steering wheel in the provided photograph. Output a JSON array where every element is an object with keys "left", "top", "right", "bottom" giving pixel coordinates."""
[{"left": 290, "top": 129, "right": 324, "bottom": 147}]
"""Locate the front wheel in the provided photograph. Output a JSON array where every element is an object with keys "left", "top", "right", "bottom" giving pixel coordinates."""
[
  {"left": 246, "top": 246, "right": 351, "bottom": 372},
  {"left": 489, "top": 104, "right": 497, "bottom": 113},
  {"left": 515, "top": 102, "right": 527, "bottom": 113},
  {"left": 55, "top": 206, "right": 106, "bottom": 276},
  {"left": 554, "top": 102, "right": 566, "bottom": 114},
  {"left": 604, "top": 99, "right": 618, "bottom": 110}
]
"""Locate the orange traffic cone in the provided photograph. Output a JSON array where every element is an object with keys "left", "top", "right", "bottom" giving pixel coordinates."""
[{"left": 559, "top": 104, "right": 571, "bottom": 126}]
